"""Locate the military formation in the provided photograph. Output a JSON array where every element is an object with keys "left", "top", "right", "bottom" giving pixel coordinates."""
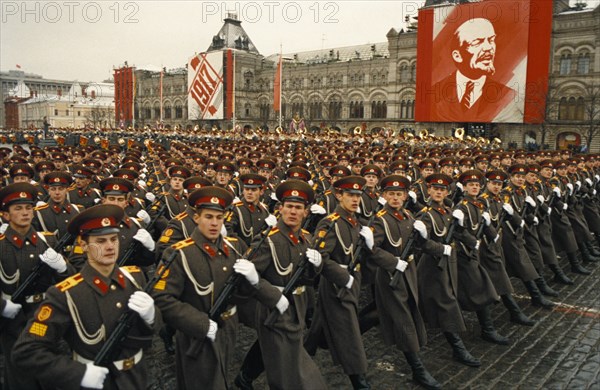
[{"left": 1, "top": 127, "right": 599, "bottom": 390}]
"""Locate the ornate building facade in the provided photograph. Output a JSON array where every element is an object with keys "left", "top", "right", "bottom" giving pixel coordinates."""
[{"left": 127, "top": 0, "right": 599, "bottom": 150}]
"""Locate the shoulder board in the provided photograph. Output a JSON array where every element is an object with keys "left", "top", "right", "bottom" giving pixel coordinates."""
[
  {"left": 481, "top": 193, "right": 489, "bottom": 199},
  {"left": 68, "top": 184, "right": 76, "bottom": 191},
  {"left": 301, "top": 229, "right": 310, "bottom": 235},
  {"left": 325, "top": 213, "right": 340, "bottom": 221},
  {"left": 56, "top": 274, "right": 84, "bottom": 292},
  {"left": 175, "top": 211, "right": 188, "bottom": 221},
  {"left": 461, "top": 199, "right": 468, "bottom": 205},
  {"left": 34, "top": 203, "right": 48, "bottom": 211},
  {"left": 234, "top": 201, "right": 244, "bottom": 207},
  {"left": 0, "top": 234, "right": 5, "bottom": 241},
  {"left": 171, "top": 238, "right": 195, "bottom": 250},
  {"left": 324, "top": 190, "right": 332, "bottom": 195},
  {"left": 505, "top": 186, "right": 513, "bottom": 192},
  {"left": 224, "top": 236, "right": 238, "bottom": 242},
  {"left": 376, "top": 209, "right": 387, "bottom": 217},
  {"left": 268, "top": 228, "right": 280, "bottom": 236},
  {"left": 120, "top": 265, "right": 141, "bottom": 273},
  {"left": 420, "top": 206, "right": 430, "bottom": 213},
  {"left": 40, "top": 231, "right": 55, "bottom": 236}
]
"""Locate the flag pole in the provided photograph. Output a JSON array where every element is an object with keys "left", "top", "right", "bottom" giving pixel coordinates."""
[
  {"left": 159, "top": 66, "right": 164, "bottom": 125},
  {"left": 278, "top": 44, "right": 283, "bottom": 130},
  {"left": 232, "top": 50, "right": 236, "bottom": 131}
]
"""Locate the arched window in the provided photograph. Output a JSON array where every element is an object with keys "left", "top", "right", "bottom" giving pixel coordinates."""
[
  {"left": 577, "top": 53, "right": 590, "bottom": 74},
  {"left": 328, "top": 97, "right": 341, "bottom": 120},
  {"left": 575, "top": 97, "right": 585, "bottom": 120},
  {"left": 560, "top": 54, "right": 571, "bottom": 75},
  {"left": 567, "top": 97, "right": 577, "bottom": 119},
  {"left": 559, "top": 97, "right": 567, "bottom": 120},
  {"left": 163, "top": 104, "right": 171, "bottom": 119},
  {"left": 401, "top": 100, "right": 407, "bottom": 119},
  {"left": 175, "top": 104, "right": 183, "bottom": 119},
  {"left": 411, "top": 64, "right": 417, "bottom": 81},
  {"left": 400, "top": 65, "right": 410, "bottom": 82}
]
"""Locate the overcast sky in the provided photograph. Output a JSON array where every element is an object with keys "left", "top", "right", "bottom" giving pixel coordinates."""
[{"left": 1, "top": 0, "right": 598, "bottom": 82}]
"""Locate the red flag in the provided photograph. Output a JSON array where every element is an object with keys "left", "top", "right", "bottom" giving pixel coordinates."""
[
  {"left": 273, "top": 55, "right": 282, "bottom": 111},
  {"left": 16, "top": 64, "right": 21, "bottom": 69}
]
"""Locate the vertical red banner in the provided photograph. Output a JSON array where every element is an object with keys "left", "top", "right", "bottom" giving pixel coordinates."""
[
  {"left": 113, "top": 67, "right": 134, "bottom": 126},
  {"left": 273, "top": 55, "right": 282, "bottom": 111},
  {"left": 226, "top": 49, "right": 234, "bottom": 120}
]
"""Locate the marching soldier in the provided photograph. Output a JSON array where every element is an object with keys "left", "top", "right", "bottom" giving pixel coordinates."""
[
  {"left": 0, "top": 183, "right": 73, "bottom": 389},
  {"left": 149, "top": 165, "right": 191, "bottom": 234},
  {"left": 13, "top": 204, "right": 162, "bottom": 390},
  {"left": 68, "top": 165, "right": 102, "bottom": 209}
]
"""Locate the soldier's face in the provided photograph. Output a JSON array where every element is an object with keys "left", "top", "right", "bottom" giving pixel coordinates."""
[
  {"left": 242, "top": 187, "right": 262, "bottom": 204},
  {"left": 194, "top": 209, "right": 224, "bottom": 242},
  {"left": 465, "top": 182, "right": 481, "bottom": 196},
  {"left": 440, "top": 166, "right": 454, "bottom": 176},
  {"left": 48, "top": 186, "right": 68, "bottom": 204},
  {"left": 526, "top": 172, "right": 538, "bottom": 185},
  {"left": 427, "top": 186, "right": 448, "bottom": 203},
  {"left": 487, "top": 180, "right": 503, "bottom": 195},
  {"left": 421, "top": 167, "right": 435, "bottom": 178},
  {"left": 102, "top": 195, "right": 128, "bottom": 210},
  {"left": 383, "top": 190, "right": 407, "bottom": 210},
  {"left": 216, "top": 171, "right": 231, "bottom": 185},
  {"left": 75, "top": 177, "right": 90, "bottom": 188},
  {"left": 279, "top": 201, "right": 307, "bottom": 231},
  {"left": 510, "top": 173, "right": 525, "bottom": 187},
  {"left": 3, "top": 203, "right": 34, "bottom": 230},
  {"left": 540, "top": 167, "right": 553, "bottom": 179},
  {"left": 170, "top": 177, "right": 184, "bottom": 191},
  {"left": 12, "top": 175, "right": 30, "bottom": 183},
  {"left": 82, "top": 233, "right": 119, "bottom": 266},
  {"left": 364, "top": 174, "right": 378, "bottom": 188},
  {"left": 336, "top": 192, "right": 361, "bottom": 213}
]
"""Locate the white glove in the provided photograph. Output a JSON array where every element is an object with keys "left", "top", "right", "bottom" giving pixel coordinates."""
[
  {"left": 408, "top": 190, "right": 417, "bottom": 203},
  {"left": 547, "top": 207, "right": 552, "bottom": 215},
  {"left": 136, "top": 209, "right": 151, "bottom": 225},
  {"left": 275, "top": 295, "right": 289, "bottom": 314},
  {"left": 145, "top": 192, "right": 155, "bottom": 202},
  {"left": 575, "top": 181, "right": 581, "bottom": 190},
  {"left": 503, "top": 203, "right": 514, "bottom": 215},
  {"left": 378, "top": 196, "right": 387, "bottom": 206},
  {"left": 234, "top": 172, "right": 240, "bottom": 177},
  {"left": 308, "top": 179, "right": 314, "bottom": 186},
  {"left": 567, "top": 183, "right": 574, "bottom": 195},
  {"left": 220, "top": 224, "right": 228, "bottom": 237},
  {"left": 80, "top": 363, "right": 109, "bottom": 389},
  {"left": 138, "top": 179, "right": 147, "bottom": 188},
  {"left": 306, "top": 248, "right": 322, "bottom": 268},
  {"left": 133, "top": 229, "right": 155, "bottom": 252},
  {"left": 36, "top": 201, "right": 46, "bottom": 207},
  {"left": 456, "top": 182, "right": 464, "bottom": 192},
  {"left": 233, "top": 259, "right": 259, "bottom": 286},
  {"left": 406, "top": 175, "right": 412, "bottom": 182},
  {"left": 520, "top": 220, "right": 525, "bottom": 228},
  {"left": 525, "top": 196, "right": 536, "bottom": 207},
  {"left": 232, "top": 197, "right": 241, "bottom": 204},
  {"left": 414, "top": 220, "right": 428, "bottom": 239},
  {"left": 94, "top": 198, "right": 101, "bottom": 204},
  {"left": 139, "top": 173, "right": 147, "bottom": 180},
  {"left": 395, "top": 258, "right": 408, "bottom": 272},
  {"left": 128, "top": 291, "right": 155, "bottom": 325},
  {"left": 443, "top": 245, "right": 452, "bottom": 256},
  {"left": 533, "top": 216, "right": 539, "bottom": 225},
  {"left": 452, "top": 209, "right": 465, "bottom": 226},
  {"left": 359, "top": 226, "right": 374, "bottom": 250},
  {"left": 553, "top": 187, "right": 561, "bottom": 197},
  {"left": 270, "top": 192, "right": 278, "bottom": 201},
  {"left": 595, "top": 175, "right": 600, "bottom": 182},
  {"left": 356, "top": 206, "right": 361, "bottom": 214},
  {"left": 536, "top": 195, "right": 545, "bottom": 204},
  {"left": 1, "top": 300, "right": 22, "bottom": 319},
  {"left": 482, "top": 212, "right": 491, "bottom": 226},
  {"left": 594, "top": 190, "right": 597, "bottom": 196},
  {"left": 345, "top": 275, "right": 354, "bottom": 289},
  {"left": 39, "top": 247, "right": 67, "bottom": 273},
  {"left": 585, "top": 178, "right": 593, "bottom": 186},
  {"left": 474, "top": 240, "right": 480, "bottom": 251},
  {"left": 206, "top": 319, "right": 218, "bottom": 342},
  {"left": 563, "top": 203, "right": 568, "bottom": 210},
  {"left": 494, "top": 234, "right": 500, "bottom": 243},
  {"left": 0, "top": 223, "right": 8, "bottom": 234},
  {"left": 265, "top": 214, "right": 277, "bottom": 227},
  {"left": 310, "top": 204, "right": 326, "bottom": 215}
]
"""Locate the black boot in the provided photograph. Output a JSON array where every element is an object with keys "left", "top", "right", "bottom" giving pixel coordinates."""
[
  {"left": 159, "top": 325, "right": 175, "bottom": 355},
  {"left": 403, "top": 352, "right": 442, "bottom": 390},
  {"left": 443, "top": 332, "right": 481, "bottom": 367},
  {"left": 501, "top": 294, "right": 536, "bottom": 326},
  {"left": 348, "top": 374, "right": 371, "bottom": 390},
  {"left": 523, "top": 280, "right": 555, "bottom": 308},
  {"left": 549, "top": 264, "right": 574, "bottom": 285},
  {"left": 568, "top": 251, "right": 592, "bottom": 275},
  {"left": 234, "top": 341, "right": 263, "bottom": 390},
  {"left": 585, "top": 241, "right": 600, "bottom": 257},
  {"left": 580, "top": 244, "right": 600, "bottom": 264},
  {"left": 535, "top": 276, "right": 559, "bottom": 297},
  {"left": 476, "top": 306, "right": 510, "bottom": 345}
]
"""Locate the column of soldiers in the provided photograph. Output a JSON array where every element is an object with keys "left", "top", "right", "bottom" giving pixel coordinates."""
[{"left": 0, "top": 131, "right": 599, "bottom": 390}]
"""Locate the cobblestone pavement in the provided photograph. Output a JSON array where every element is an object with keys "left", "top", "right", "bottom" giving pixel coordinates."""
[
  {"left": 146, "top": 255, "right": 599, "bottom": 390},
  {"left": 1, "top": 255, "right": 598, "bottom": 389}
]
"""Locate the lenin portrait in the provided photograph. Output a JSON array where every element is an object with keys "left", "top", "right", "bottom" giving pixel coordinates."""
[{"left": 431, "top": 17, "right": 522, "bottom": 122}]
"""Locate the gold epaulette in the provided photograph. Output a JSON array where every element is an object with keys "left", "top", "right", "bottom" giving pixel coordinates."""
[
  {"left": 0, "top": 234, "right": 5, "bottom": 241},
  {"left": 224, "top": 236, "right": 238, "bottom": 242},
  {"left": 324, "top": 190, "right": 332, "bottom": 195},
  {"left": 175, "top": 211, "right": 188, "bottom": 221},
  {"left": 171, "top": 238, "right": 194, "bottom": 250},
  {"left": 120, "top": 265, "right": 141, "bottom": 273},
  {"left": 34, "top": 203, "right": 48, "bottom": 211},
  {"left": 268, "top": 228, "right": 280, "bottom": 236},
  {"left": 234, "top": 201, "right": 244, "bottom": 207},
  {"left": 301, "top": 229, "right": 310, "bottom": 235},
  {"left": 461, "top": 199, "right": 469, "bottom": 205},
  {"left": 56, "top": 274, "right": 84, "bottom": 292},
  {"left": 68, "top": 184, "right": 76, "bottom": 191},
  {"left": 40, "top": 231, "right": 55, "bottom": 236},
  {"left": 420, "top": 206, "right": 430, "bottom": 213},
  {"left": 481, "top": 193, "right": 489, "bottom": 199},
  {"left": 377, "top": 209, "right": 387, "bottom": 217},
  {"left": 325, "top": 213, "right": 340, "bottom": 221}
]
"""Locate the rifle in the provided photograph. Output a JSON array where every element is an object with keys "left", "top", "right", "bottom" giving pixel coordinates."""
[
  {"left": 389, "top": 230, "right": 418, "bottom": 290},
  {"left": 186, "top": 224, "right": 275, "bottom": 357},
  {"left": 264, "top": 213, "right": 340, "bottom": 326},
  {"left": 94, "top": 250, "right": 177, "bottom": 368},
  {"left": 117, "top": 201, "right": 167, "bottom": 266},
  {"left": 10, "top": 232, "right": 73, "bottom": 304}
]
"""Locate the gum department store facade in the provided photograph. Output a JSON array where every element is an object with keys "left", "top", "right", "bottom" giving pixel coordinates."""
[{"left": 128, "top": 0, "right": 599, "bottom": 150}]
